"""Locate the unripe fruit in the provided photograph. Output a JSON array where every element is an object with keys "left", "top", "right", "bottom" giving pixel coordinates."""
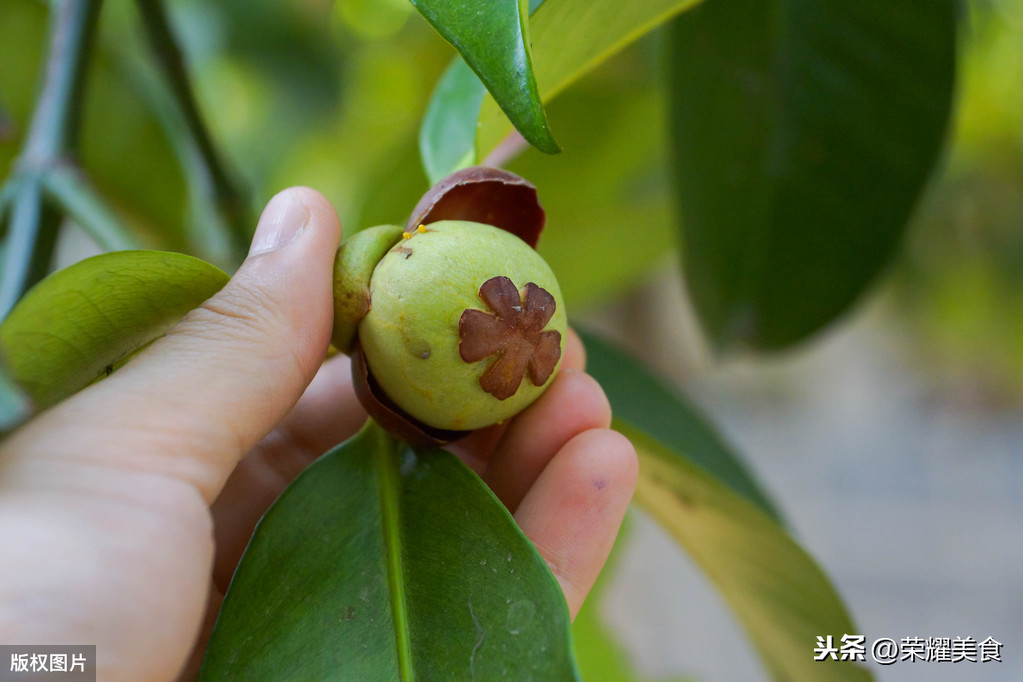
[
  {"left": 359, "top": 220, "right": 566, "bottom": 431},
  {"left": 331, "top": 167, "right": 563, "bottom": 445}
]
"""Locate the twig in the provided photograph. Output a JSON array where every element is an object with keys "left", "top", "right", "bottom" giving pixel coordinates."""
[
  {"left": 0, "top": 0, "right": 103, "bottom": 321},
  {"left": 134, "top": 0, "right": 251, "bottom": 263},
  {"left": 44, "top": 163, "right": 143, "bottom": 252}
]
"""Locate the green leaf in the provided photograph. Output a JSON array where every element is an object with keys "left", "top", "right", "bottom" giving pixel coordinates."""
[
  {"left": 200, "top": 423, "right": 580, "bottom": 681},
  {"left": 419, "top": 58, "right": 485, "bottom": 184},
  {"left": 417, "top": 0, "right": 546, "bottom": 182},
  {"left": 629, "top": 432, "right": 872, "bottom": 682},
  {"left": 580, "top": 330, "right": 781, "bottom": 522},
  {"left": 0, "top": 251, "right": 228, "bottom": 413},
  {"left": 668, "top": 0, "right": 957, "bottom": 350},
  {"left": 581, "top": 333, "right": 869, "bottom": 680},
  {"left": 475, "top": 0, "right": 703, "bottom": 159},
  {"left": 410, "top": 0, "right": 558, "bottom": 155}
]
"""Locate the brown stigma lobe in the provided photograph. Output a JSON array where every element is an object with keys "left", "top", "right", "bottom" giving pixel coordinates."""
[{"left": 458, "top": 276, "right": 562, "bottom": 400}]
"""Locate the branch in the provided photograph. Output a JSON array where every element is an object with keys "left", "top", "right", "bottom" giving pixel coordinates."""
[
  {"left": 0, "top": 0, "right": 103, "bottom": 321},
  {"left": 44, "top": 164, "right": 143, "bottom": 252},
  {"left": 135, "top": 0, "right": 251, "bottom": 262}
]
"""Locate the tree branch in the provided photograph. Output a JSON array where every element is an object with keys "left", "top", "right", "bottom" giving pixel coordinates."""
[
  {"left": 44, "top": 164, "right": 143, "bottom": 252},
  {"left": 135, "top": 0, "right": 251, "bottom": 262},
  {"left": 0, "top": 0, "right": 103, "bottom": 321}
]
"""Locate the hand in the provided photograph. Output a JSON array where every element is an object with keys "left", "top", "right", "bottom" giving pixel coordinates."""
[{"left": 0, "top": 188, "right": 637, "bottom": 681}]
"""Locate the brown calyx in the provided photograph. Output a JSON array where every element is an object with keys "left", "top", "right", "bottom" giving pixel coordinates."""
[
  {"left": 406, "top": 166, "right": 546, "bottom": 249},
  {"left": 351, "top": 343, "right": 468, "bottom": 448}
]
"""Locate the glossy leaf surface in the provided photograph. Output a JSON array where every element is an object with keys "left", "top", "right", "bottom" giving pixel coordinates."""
[
  {"left": 200, "top": 423, "right": 579, "bottom": 681},
  {"left": 669, "top": 0, "right": 957, "bottom": 350},
  {"left": 583, "top": 332, "right": 869, "bottom": 680},
  {"left": 410, "top": 0, "right": 558, "bottom": 155},
  {"left": 0, "top": 251, "right": 228, "bottom": 413},
  {"left": 475, "top": 0, "right": 702, "bottom": 159},
  {"left": 417, "top": 0, "right": 543, "bottom": 183}
]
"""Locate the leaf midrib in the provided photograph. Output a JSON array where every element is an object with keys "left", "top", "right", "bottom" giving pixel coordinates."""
[{"left": 375, "top": 434, "right": 414, "bottom": 681}]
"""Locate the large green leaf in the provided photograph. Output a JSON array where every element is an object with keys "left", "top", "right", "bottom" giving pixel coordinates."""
[
  {"left": 475, "top": 0, "right": 703, "bottom": 160},
  {"left": 669, "top": 0, "right": 957, "bottom": 350},
  {"left": 410, "top": 0, "right": 558, "bottom": 155},
  {"left": 0, "top": 251, "right": 228, "bottom": 414},
  {"left": 200, "top": 423, "right": 579, "bottom": 680},
  {"left": 581, "top": 330, "right": 780, "bottom": 521},
  {"left": 582, "top": 331, "right": 868, "bottom": 680}
]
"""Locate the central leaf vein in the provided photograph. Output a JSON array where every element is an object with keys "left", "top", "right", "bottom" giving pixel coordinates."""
[{"left": 375, "top": 432, "right": 414, "bottom": 681}]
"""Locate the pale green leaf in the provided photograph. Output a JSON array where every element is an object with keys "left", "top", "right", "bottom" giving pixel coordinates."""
[
  {"left": 629, "top": 430, "right": 872, "bottom": 682},
  {"left": 583, "top": 332, "right": 867, "bottom": 680},
  {"left": 420, "top": 58, "right": 484, "bottom": 183},
  {"left": 0, "top": 251, "right": 228, "bottom": 413}
]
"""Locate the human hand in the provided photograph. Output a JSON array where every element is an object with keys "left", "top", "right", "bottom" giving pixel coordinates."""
[{"left": 0, "top": 188, "right": 637, "bottom": 681}]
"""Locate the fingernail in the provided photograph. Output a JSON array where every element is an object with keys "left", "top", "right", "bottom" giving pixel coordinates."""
[{"left": 249, "top": 190, "right": 311, "bottom": 256}]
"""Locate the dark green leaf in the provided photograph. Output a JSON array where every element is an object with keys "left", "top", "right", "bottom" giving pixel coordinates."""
[
  {"left": 630, "top": 433, "right": 872, "bottom": 682},
  {"left": 410, "top": 0, "right": 558, "bottom": 155},
  {"left": 669, "top": 0, "right": 957, "bottom": 350},
  {"left": 200, "top": 423, "right": 579, "bottom": 681},
  {"left": 418, "top": 0, "right": 546, "bottom": 182},
  {"left": 475, "top": 0, "right": 703, "bottom": 159},
  {"left": 0, "top": 251, "right": 228, "bottom": 413},
  {"left": 580, "top": 330, "right": 780, "bottom": 521}
]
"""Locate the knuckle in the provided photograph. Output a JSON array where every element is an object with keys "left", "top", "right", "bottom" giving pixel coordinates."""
[{"left": 177, "top": 284, "right": 280, "bottom": 345}]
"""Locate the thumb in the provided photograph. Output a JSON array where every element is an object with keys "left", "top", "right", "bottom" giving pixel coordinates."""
[{"left": 8, "top": 187, "right": 342, "bottom": 502}]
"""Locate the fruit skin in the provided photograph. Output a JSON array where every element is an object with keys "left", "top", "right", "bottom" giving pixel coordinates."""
[{"left": 358, "top": 220, "right": 566, "bottom": 432}]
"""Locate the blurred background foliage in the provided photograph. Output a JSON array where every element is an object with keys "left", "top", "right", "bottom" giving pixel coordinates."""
[
  {"left": 1, "top": 0, "right": 1020, "bottom": 677},
  {"left": 2, "top": 0, "right": 1020, "bottom": 399},
  {"left": 895, "top": 0, "right": 1023, "bottom": 403}
]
